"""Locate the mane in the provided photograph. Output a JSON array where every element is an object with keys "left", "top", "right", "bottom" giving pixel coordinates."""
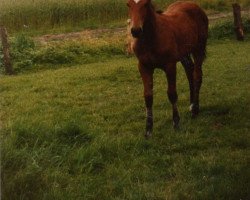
[
  {"left": 148, "top": 2, "right": 162, "bottom": 14},
  {"left": 149, "top": 2, "right": 156, "bottom": 12}
]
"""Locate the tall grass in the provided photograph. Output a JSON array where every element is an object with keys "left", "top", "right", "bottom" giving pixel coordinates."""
[
  {"left": 1, "top": 0, "right": 250, "bottom": 33},
  {"left": 0, "top": 0, "right": 127, "bottom": 31}
]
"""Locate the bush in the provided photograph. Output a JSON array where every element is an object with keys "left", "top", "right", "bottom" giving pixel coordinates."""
[
  {"left": 12, "top": 34, "right": 35, "bottom": 51},
  {"left": 10, "top": 34, "right": 36, "bottom": 72},
  {"left": 209, "top": 18, "right": 250, "bottom": 39},
  {"left": 34, "top": 45, "right": 76, "bottom": 64},
  {"left": 0, "top": 34, "right": 126, "bottom": 74}
]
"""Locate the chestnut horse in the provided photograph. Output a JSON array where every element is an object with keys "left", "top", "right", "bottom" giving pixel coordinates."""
[{"left": 127, "top": 0, "right": 208, "bottom": 137}]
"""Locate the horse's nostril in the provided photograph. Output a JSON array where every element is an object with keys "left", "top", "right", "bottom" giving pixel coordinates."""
[{"left": 131, "top": 27, "right": 143, "bottom": 38}]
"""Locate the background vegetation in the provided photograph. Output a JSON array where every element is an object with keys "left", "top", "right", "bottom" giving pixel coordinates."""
[
  {"left": 0, "top": 33, "right": 125, "bottom": 73},
  {"left": 0, "top": 18, "right": 249, "bottom": 74},
  {"left": 0, "top": 0, "right": 250, "bottom": 33}
]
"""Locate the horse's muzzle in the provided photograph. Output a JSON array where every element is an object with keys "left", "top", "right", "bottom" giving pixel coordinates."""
[{"left": 131, "top": 27, "right": 143, "bottom": 38}]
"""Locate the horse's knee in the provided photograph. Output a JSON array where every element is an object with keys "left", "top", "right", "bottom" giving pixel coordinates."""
[
  {"left": 143, "top": 84, "right": 153, "bottom": 96},
  {"left": 193, "top": 67, "right": 203, "bottom": 83},
  {"left": 194, "top": 77, "right": 202, "bottom": 85}
]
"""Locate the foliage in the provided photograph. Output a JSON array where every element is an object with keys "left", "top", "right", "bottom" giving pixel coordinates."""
[
  {"left": 9, "top": 34, "right": 36, "bottom": 71},
  {"left": 1, "top": 39, "right": 250, "bottom": 199},
  {"left": 1, "top": 33, "right": 125, "bottom": 73},
  {"left": 12, "top": 34, "right": 35, "bottom": 50},
  {"left": 209, "top": 18, "right": 250, "bottom": 39}
]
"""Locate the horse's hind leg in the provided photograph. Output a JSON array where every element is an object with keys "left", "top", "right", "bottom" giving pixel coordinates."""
[
  {"left": 192, "top": 53, "right": 205, "bottom": 117},
  {"left": 181, "top": 55, "right": 194, "bottom": 110}
]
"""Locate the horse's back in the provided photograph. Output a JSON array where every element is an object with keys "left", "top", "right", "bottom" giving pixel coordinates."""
[
  {"left": 162, "top": 1, "right": 208, "bottom": 58},
  {"left": 164, "top": 1, "right": 208, "bottom": 26},
  {"left": 164, "top": 1, "right": 208, "bottom": 31}
]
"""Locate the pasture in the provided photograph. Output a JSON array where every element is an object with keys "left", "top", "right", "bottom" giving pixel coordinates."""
[
  {"left": 1, "top": 0, "right": 250, "bottom": 199},
  {"left": 1, "top": 38, "right": 250, "bottom": 199}
]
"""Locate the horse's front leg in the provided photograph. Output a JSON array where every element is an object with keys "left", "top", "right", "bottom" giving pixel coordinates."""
[
  {"left": 165, "top": 62, "right": 180, "bottom": 128},
  {"left": 139, "top": 63, "right": 154, "bottom": 138}
]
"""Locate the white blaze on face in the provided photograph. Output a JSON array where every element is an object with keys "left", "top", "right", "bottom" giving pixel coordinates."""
[
  {"left": 133, "top": 0, "right": 141, "bottom": 3},
  {"left": 131, "top": 0, "right": 143, "bottom": 29}
]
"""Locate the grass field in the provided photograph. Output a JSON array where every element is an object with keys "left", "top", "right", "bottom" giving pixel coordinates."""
[
  {"left": 1, "top": 38, "right": 250, "bottom": 199},
  {"left": 1, "top": 0, "right": 250, "bottom": 33}
]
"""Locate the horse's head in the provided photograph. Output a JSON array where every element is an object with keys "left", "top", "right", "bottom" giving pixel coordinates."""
[{"left": 127, "top": 0, "right": 152, "bottom": 38}]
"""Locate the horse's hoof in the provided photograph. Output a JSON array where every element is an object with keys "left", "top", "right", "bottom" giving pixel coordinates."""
[
  {"left": 144, "top": 131, "right": 152, "bottom": 139},
  {"left": 191, "top": 112, "right": 198, "bottom": 118},
  {"left": 190, "top": 104, "right": 199, "bottom": 118},
  {"left": 173, "top": 122, "right": 179, "bottom": 129},
  {"left": 173, "top": 116, "right": 180, "bottom": 129}
]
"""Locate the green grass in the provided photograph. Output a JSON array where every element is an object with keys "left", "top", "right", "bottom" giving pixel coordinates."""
[
  {"left": 1, "top": 0, "right": 250, "bottom": 34},
  {"left": 1, "top": 38, "right": 250, "bottom": 199}
]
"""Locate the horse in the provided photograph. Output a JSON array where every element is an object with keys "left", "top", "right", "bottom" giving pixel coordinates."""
[{"left": 127, "top": 0, "right": 208, "bottom": 138}]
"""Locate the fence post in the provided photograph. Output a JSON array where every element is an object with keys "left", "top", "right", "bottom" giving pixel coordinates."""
[
  {"left": 232, "top": 3, "right": 244, "bottom": 41},
  {"left": 0, "top": 26, "right": 14, "bottom": 75}
]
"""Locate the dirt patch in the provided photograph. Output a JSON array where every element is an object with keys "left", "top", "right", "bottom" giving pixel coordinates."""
[
  {"left": 35, "top": 9, "right": 250, "bottom": 43},
  {"left": 208, "top": 9, "right": 250, "bottom": 22},
  {"left": 35, "top": 28, "right": 126, "bottom": 44}
]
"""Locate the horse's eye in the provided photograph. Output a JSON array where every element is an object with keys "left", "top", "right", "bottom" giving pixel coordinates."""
[{"left": 127, "top": 3, "right": 130, "bottom": 7}]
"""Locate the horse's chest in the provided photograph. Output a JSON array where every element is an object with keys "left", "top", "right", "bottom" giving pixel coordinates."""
[
  {"left": 136, "top": 49, "right": 170, "bottom": 68},
  {"left": 133, "top": 40, "right": 175, "bottom": 68},
  {"left": 137, "top": 51, "right": 153, "bottom": 63}
]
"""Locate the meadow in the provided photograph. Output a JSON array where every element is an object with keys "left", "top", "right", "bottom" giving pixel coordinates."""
[
  {"left": 1, "top": 36, "right": 250, "bottom": 200},
  {"left": 1, "top": 0, "right": 250, "bottom": 199}
]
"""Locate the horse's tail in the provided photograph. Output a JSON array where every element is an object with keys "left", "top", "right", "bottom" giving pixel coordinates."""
[
  {"left": 183, "top": 3, "right": 208, "bottom": 61},
  {"left": 197, "top": 10, "right": 209, "bottom": 60}
]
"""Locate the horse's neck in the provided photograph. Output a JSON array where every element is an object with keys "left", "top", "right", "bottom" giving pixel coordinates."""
[{"left": 141, "top": 8, "right": 157, "bottom": 45}]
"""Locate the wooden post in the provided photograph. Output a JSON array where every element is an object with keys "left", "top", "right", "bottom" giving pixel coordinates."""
[
  {"left": 0, "top": 26, "right": 14, "bottom": 75},
  {"left": 232, "top": 3, "right": 244, "bottom": 41}
]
